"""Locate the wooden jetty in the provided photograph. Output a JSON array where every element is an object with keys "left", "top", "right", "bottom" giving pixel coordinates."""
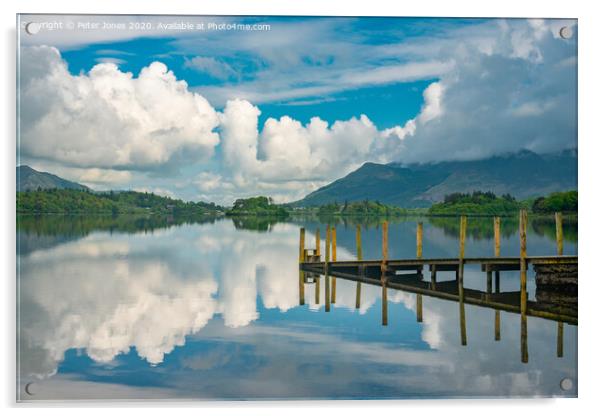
[{"left": 298, "top": 210, "right": 577, "bottom": 363}]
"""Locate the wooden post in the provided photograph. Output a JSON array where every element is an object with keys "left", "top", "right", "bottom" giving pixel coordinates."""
[
  {"left": 299, "top": 227, "right": 306, "bottom": 305},
  {"left": 331, "top": 227, "right": 337, "bottom": 304},
  {"left": 416, "top": 294, "right": 423, "bottom": 323},
  {"left": 555, "top": 212, "right": 564, "bottom": 256},
  {"left": 430, "top": 265, "right": 437, "bottom": 290},
  {"left": 325, "top": 225, "right": 331, "bottom": 313},
  {"left": 493, "top": 217, "right": 500, "bottom": 333},
  {"left": 487, "top": 267, "right": 492, "bottom": 296},
  {"left": 382, "top": 221, "right": 389, "bottom": 325},
  {"left": 557, "top": 321, "right": 564, "bottom": 358},
  {"left": 494, "top": 217, "right": 501, "bottom": 257},
  {"left": 381, "top": 221, "right": 389, "bottom": 275},
  {"left": 315, "top": 228, "right": 321, "bottom": 258},
  {"left": 519, "top": 209, "right": 529, "bottom": 363},
  {"left": 416, "top": 222, "right": 423, "bottom": 258},
  {"left": 459, "top": 215, "right": 467, "bottom": 346},
  {"left": 299, "top": 228, "right": 306, "bottom": 263},
  {"left": 494, "top": 217, "right": 501, "bottom": 293},
  {"left": 355, "top": 225, "right": 362, "bottom": 310}
]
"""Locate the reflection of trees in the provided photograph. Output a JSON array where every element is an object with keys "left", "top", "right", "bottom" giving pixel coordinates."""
[
  {"left": 293, "top": 214, "right": 423, "bottom": 229},
  {"left": 428, "top": 216, "right": 518, "bottom": 240},
  {"left": 17, "top": 213, "right": 219, "bottom": 238},
  {"left": 531, "top": 217, "right": 577, "bottom": 243},
  {"left": 230, "top": 216, "right": 282, "bottom": 232}
]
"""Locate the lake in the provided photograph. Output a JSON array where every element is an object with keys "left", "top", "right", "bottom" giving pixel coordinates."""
[{"left": 16, "top": 215, "right": 577, "bottom": 400}]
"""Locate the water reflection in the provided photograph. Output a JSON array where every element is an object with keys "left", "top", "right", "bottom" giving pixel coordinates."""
[{"left": 17, "top": 215, "right": 577, "bottom": 400}]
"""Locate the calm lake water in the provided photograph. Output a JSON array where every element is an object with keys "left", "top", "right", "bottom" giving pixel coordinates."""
[{"left": 17, "top": 215, "right": 577, "bottom": 400}]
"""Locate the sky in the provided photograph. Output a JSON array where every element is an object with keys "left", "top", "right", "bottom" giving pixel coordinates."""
[{"left": 18, "top": 15, "right": 577, "bottom": 204}]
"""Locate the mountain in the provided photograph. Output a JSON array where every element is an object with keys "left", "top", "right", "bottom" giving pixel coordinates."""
[
  {"left": 17, "top": 165, "right": 89, "bottom": 192},
  {"left": 294, "top": 149, "right": 577, "bottom": 208}
]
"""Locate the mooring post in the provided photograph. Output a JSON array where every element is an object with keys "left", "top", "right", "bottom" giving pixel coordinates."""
[
  {"left": 315, "top": 228, "right": 321, "bottom": 258},
  {"left": 458, "top": 215, "right": 467, "bottom": 346},
  {"left": 494, "top": 216, "right": 501, "bottom": 290},
  {"left": 355, "top": 225, "right": 362, "bottom": 310},
  {"left": 555, "top": 212, "right": 564, "bottom": 256},
  {"left": 493, "top": 217, "right": 501, "bottom": 333},
  {"left": 299, "top": 227, "right": 306, "bottom": 305},
  {"left": 519, "top": 209, "right": 529, "bottom": 363},
  {"left": 557, "top": 321, "right": 564, "bottom": 358},
  {"left": 416, "top": 222, "right": 423, "bottom": 258},
  {"left": 417, "top": 294, "right": 423, "bottom": 323},
  {"left": 299, "top": 227, "right": 306, "bottom": 263},
  {"left": 331, "top": 227, "right": 337, "bottom": 304},
  {"left": 381, "top": 221, "right": 389, "bottom": 275},
  {"left": 381, "top": 221, "right": 389, "bottom": 326},
  {"left": 325, "top": 225, "right": 331, "bottom": 313}
]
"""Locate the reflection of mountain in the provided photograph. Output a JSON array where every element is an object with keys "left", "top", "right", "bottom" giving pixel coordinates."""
[
  {"left": 17, "top": 165, "right": 89, "bottom": 191},
  {"left": 295, "top": 149, "right": 577, "bottom": 207}
]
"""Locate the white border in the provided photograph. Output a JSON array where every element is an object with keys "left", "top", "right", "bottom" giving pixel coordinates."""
[{"left": 2, "top": 0, "right": 601, "bottom": 414}]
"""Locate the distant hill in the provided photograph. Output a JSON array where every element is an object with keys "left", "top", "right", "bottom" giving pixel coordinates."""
[
  {"left": 294, "top": 149, "right": 577, "bottom": 208},
  {"left": 17, "top": 165, "right": 89, "bottom": 192}
]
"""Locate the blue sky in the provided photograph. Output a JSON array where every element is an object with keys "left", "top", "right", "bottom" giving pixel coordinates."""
[{"left": 18, "top": 15, "right": 577, "bottom": 204}]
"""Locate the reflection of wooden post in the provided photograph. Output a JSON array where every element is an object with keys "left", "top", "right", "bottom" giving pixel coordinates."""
[
  {"left": 331, "top": 227, "right": 337, "bottom": 304},
  {"left": 315, "top": 228, "right": 321, "bottom": 257},
  {"left": 417, "top": 294, "right": 423, "bottom": 323},
  {"left": 495, "top": 310, "right": 501, "bottom": 341},
  {"left": 557, "top": 321, "right": 564, "bottom": 358},
  {"left": 416, "top": 222, "right": 423, "bottom": 258},
  {"left": 325, "top": 225, "right": 331, "bottom": 313},
  {"left": 555, "top": 212, "right": 564, "bottom": 256},
  {"left": 382, "top": 282, "right": 388, "bottom": 326},
  {"left": 315, "top": 276, "right": 320, "bottom": 305},
  {"left": 430, "top": 265, "right": 437, "bottom": 290},
  {"left": 519, "top": 209, "right": 528, "bottom": 363},
  {"left": 355, "top": 225, "right": 362, "bottom": 309},
  {"left": 459, "top": 216, "right": 467, "bottom": 345}
]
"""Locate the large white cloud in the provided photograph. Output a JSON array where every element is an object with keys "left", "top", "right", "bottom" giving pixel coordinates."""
[
  {"left": 20, "top": 46, "right": 220, "bottom": 171},
  {"left": 19, "top": 18, "right": 577, "bottom": 204}
]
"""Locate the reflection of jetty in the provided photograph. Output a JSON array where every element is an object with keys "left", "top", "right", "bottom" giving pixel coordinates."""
[{"left": 298, "top": 211, "right": 577, "bottom": 363}]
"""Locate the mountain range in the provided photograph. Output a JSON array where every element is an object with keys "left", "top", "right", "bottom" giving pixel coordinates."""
[
  {"left": 17, "top": 165, "right": 89, "bottom": 192},
  {"left": 293, "top": 149, "right": 577, "bottom": 207},
  {"left": 18, "top": 149, "right": 578, "bottom": 208}
]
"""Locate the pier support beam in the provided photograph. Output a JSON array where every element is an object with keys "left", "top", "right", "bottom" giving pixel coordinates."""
[
  {"left": 417, "top": 294, "right": 423, "bottom": 323},
  {"left": 315, "top": 228, "right": 321, "bottom": 258}
]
